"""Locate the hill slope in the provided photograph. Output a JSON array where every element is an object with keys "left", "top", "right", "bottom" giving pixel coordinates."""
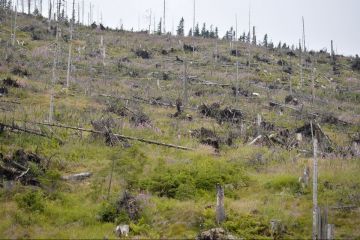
[{"left": 0, "top": 10, "right": 360, "bottom": 239}]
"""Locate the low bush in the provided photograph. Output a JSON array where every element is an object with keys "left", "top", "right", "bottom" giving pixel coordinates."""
[
  {"left": 265, "top": 175, "right": 301, "bottom": 194},
  {"left": 140, "top": 158, "right": 249, "bottom": 199},
  {"left": 15, "top": 189, "right": 45, "bottom": 212}
]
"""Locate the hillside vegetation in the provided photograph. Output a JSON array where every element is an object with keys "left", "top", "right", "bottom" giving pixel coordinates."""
[{"left": 0, "top": 10, "right": 360, "bottom": 239}]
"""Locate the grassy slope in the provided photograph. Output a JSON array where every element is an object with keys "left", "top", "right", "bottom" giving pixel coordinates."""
[{"left": 0, "top": 12, "right": 360, "bottom": 239}]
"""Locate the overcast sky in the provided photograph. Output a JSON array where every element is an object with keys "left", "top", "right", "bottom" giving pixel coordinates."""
[{"left": 80, "top": 0, "right": 359, "bottom": 56}]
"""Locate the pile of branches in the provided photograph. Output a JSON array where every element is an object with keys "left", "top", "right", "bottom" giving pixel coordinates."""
[
  {"left": 0, "top": 149, "right": 46, "bottom": 187},
  {"left": 191, "top": 127, "right": 233, "bottom": 150},
  {"left": 199, "top": 103, "right": 244, "bottom": 124},
  {"left": 91, "top": 118, "right": 129, "bottom": 147}
]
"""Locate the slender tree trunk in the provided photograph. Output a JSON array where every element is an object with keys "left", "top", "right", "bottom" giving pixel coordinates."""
[
  {"left": 216, "top": 184, "right": 225, "bottom": 224},
  {"left": 183, "top": 60, "right": 188, "bottom": 107},
  {"left": 49, "top": 0, "right": 60, "bottom": 123},
  {"left": 27, "top": 0, "right": 30, "bottom": 14},
  {"left": 163, "top": 0, "right": 165, "bottom": 34},
  {"left": 312, "top": 121, "right": 318, "bottom": 240},
  {"left": 11, "top": 6, "right": 17, "bottom": 46},
  {"left": 66, "top": 0, "right": 74, "bottom": 88}
]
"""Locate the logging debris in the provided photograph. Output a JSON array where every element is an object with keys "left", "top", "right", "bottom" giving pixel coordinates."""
[
  {"left": 134, "top": 49, "right": 151, "bottom": 59},
  {"left": 26, "top": 121, "right": 194, "bottom": 151},
  {"left": 117, "top": 191, "right": 141, "bottom": 221},
  {"left": 183, "top": 44, "right": 198, "bottom": 52},
  {"left": 199, "top": 103, "right": 244, "bottom": 124},
  {"left": 285, "top": 95, "right": 299, "bottom": 106},
  {"left": 230, "top": 49, "right": 241, "bottom": 57},
  {"left": 11, "top": 66, "right": 30, "bottom": 77},
  {"left": 91, "top": 118, "right": 130, "bottom": 147},
  {"left": 3, "top": 77, "right": 21, "bottom": 88},
  {"left": 191, "top": 127, "right": 234, "bottom": 150},
  {"left": 0, "top": 149, "right": 45, "bottom": 186},
  {"left": 0, "top": 87, "right": 8, "bottom": 96},
  {"left": 295, "top": 122, "right": 333, "bottom": 152},
  {"left": 196, "top": 228, "right": 236, "bottom": 240}
]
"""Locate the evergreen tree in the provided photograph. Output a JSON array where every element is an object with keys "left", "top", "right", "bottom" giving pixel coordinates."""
[
  {"left": 176, "top": 17, "right": 184, "bottom": 36},
  {"left": 157, "top": 18, "right": 162, "bottom": 35},
  {"left": 194, "top": 23, "right": 200, "bottom": 37},
  {"left": 263, "top": 34, "right": 268, "bottom": 47},
  {"left": 252, "top": 26, "right": 257, "bottom": 45},
  {"left": 240, "top": 32, "right": 246, "bottom": 42},
  {"left": 277, "top": 41, "right": 282, "bottom": 49},
  {"left": 201, "top": 23, "right": 206, "bottom": 37},
  {"left": 214, "top": 27, "right": 219, "bottom": 39},
  {"left": 209, "top": 25, "right": 215, "bottom": 38},
  {"left": 188, "top": 28, "right": 193, "bottom": 37},
  {"left": 247, "top": 31, "right": 251, "bottom": 43},
  {"left": 268, "top": 41, "right": 274, "bottom": 49}
]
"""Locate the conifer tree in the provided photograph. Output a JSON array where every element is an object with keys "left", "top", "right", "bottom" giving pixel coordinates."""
[
  {"left": 263, "top": 34, "right": 268, "bottom": 47},
  {"left": 176, "top": 17, "right": 184, "bottom": 36},
  {"left": 194, "top": 23, "right": 200, "bottom": 37},
  {"left": 157, "top": 18, "right": 162, "bottom": 35}
]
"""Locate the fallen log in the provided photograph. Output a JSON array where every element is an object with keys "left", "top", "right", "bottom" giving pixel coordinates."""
[
  {"left": 100, "top": 94, "right": 197, "bottom": 110},
  {"left": 62, "top": 172, "right": 92, "bottom": 181},
  {"left": 0, "top": 122, "right": 63, "bottom": 143},
  {"left": 248, "top": 135, "right": 263, "bottom": 145},
  {"left": 26, "top": 121, "right": 194, "bottom": 151}
]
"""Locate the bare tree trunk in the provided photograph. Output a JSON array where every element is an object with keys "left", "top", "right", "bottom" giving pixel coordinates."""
[
  {"left": 183, "top": 60, "right": 188, "bottom": 107},
  {"left": 302, "top": 16, "right": 306, "bottom": 52},
  {"left": 216, "top": 184, "right": 225, "bottom": 224},
  {"left": 27, "top": 0, "right": 30, "bottom": 14},
  {"left": 163, "top": 0, "right": 165, "bottom": 34},
  {"left": 312, "top": 121, "right": 318, "bottom": 240},
  {"left": 82, "top": 0, "right": 84, "bottom": 25},
  {"left": 21, "top": 0, "right": 24, "bottom": 13},
  {"left": 48, "top": 0, "right": 51, "bottom": 31},
  {"left": 299, "top": 39, "right": 303, "bottom": 88},
  {"left": 311, "top": 64, "right": 316, "bottom": 104},
  {"left": 331, "top": 40, "right": 335, "bottom": 64},
  {"left": 66, "top": 0, "right": 74, "bottom": 88},
  {"left": 11, "top": 6, "right": 17, "bottom": 46},
  {"left": 49, "top": 0, "right": 60, "bottom": 123}
]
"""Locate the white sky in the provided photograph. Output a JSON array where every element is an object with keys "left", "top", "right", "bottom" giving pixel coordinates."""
[{"left": 70, "top": 0, "right": 360, "bottom": 56}]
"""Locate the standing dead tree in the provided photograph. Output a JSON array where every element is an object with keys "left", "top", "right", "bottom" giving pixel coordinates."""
[
  {"left": 49, "top": 0, "right": 61, "bottom": 123},
  {"left": 216, "top": 184, "right": 226, "bottom": 224},
  {"left": 66, "top": 0, "right": 75, "bottom": 88},
  {"left": 312, "top": 121, "right": 318, "bottom": 240}
]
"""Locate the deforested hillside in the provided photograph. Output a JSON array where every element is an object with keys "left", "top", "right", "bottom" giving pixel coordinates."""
[{"left": 0, "top": 6, "right": 360, "bottom": 240}]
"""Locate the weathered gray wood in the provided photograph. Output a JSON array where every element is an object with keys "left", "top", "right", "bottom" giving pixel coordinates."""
[
  {"left": 62, "top": 172, "right": 92, "bottom": 181},
  {"left": 27, "top": 121, "right": 194, "bottom": 151},
  {"left": 216, "top": 184, "right": 225, "bottom": 224},
  {"left": 326, "top": 224, "right": 334, "bottom": 240},
  {"left": 312, "top": 135, "right": 318, "bottom": 240}
]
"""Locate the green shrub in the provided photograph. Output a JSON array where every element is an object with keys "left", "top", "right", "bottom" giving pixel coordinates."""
[
  {"left": 265, "top": 175, "right": 301, "bottom": 194},
  {"left": 141, "top": 158, "right": 249, "bottom": 199},
  {"left": 98, "top": 202, "right": 118, "bottom": 222},
  {"left": 223, "top": 213, "right": 270, "bottom": 239},
  {"left": 15, "top": 190, "right": 45, "bottom": 212}
]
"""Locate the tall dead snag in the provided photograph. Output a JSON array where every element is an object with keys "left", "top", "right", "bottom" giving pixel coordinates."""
[
  {"left": 331, "top": 40, "right": 335, "bottom": 63},
  {"left": 49, "top": 0, "right": 60, "bottom": 123},
  {"left": 183, "top": 60, "right": 188, "bottom": 107},
  {"left": 216, "top": 184, "right": 225, "bottom": 224},
  {"left": 312, "top": 131, "right": 319, "bottom": 240},
  {"left": 66, "top": 0, "right": 75, "bottom": 88},
  {"left": 11, "top": 6, "right": 17, "bottom": 46}
]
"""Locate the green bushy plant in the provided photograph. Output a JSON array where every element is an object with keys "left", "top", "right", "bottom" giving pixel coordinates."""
[
  {"left": 265, "top": 175, "right": 301, "bottom": 194},
  {"left": 15, "top": 189, "right": 45, "bottom": 212}
]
